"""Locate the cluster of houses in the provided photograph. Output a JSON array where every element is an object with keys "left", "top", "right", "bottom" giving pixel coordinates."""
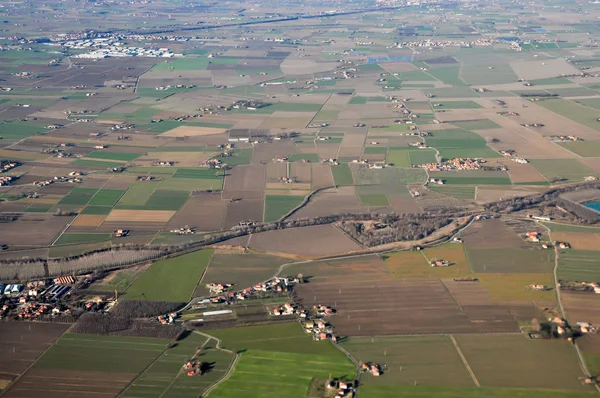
[
  {"left": 408, "top": 141, "right": 429, "bottom": 149},
  {"left": 1, "top": 161, "right": 19, "bottom": 173},
  {"left": 155, "top": 84, "right": 196, "bottom": 91},
  {"left": 154, "top": 161, "right": 174, "bottom": 167},
  {"left": 33, "top": 175, "right": 82, "bottom": 186},
  {"left": 137, "top": 176, "right": 158, "bottom": 182},
  {"left": 548, "top": 135, "right": 583, "bottom": 142},
  {"left": 269, "top": 302, "right": 304, "bottom": 316},
  {"left": 0, "top": 175, "right": 15, "bottom": 186},
  {"left": 201, "top": 277, "right": 299, "bottom": 305},
  {"left": 419, "top": 157, "right": 485, "bottom": 172},
  {"left": 110, "top": 123, "right": 134, "bottom": 131},
  {"left": 0, "top": 277, "right": 80, "bottom": 320},
  {"left": 430, "top": 259, "right": 450, "bottom": 267},
  {"left": 114, "top": 229, "right": 129, "bottom": 238},
  {"left": 428, "top": 177, "right": 445, "bottom": 185},
  {"left": 360, "top": 362, "right": 382, "bottom": 376},
  {"left": 500, "top": 150, "right": 529, "bottom": 164},
  {"left": 280, "top": 177, "right": 296, "bottom": 184},
  {"left": 182, "top": 360, "right": 203, "bottom": 376},
  {"left": 304, "top": 318, "right": 338, "bottom": 342},
  {"left": 157, "top": 311, "right": 179, "bottom": 325},
  {"left": 201, "top": 158, "right": 224, "bottom": 168},
  {"left": 170, "top": 226, "right": 195, "bottom": 235},
  {"left": 395, "top": 38, "right": 495, "bottom": 49},
  {"left": 326, "top": 378, "right": 356, "bottom": 397}
]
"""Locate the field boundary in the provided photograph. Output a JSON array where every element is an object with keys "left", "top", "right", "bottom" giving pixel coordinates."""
[{"left": 450, "top": 335, "right": 480, "bottom": 387}]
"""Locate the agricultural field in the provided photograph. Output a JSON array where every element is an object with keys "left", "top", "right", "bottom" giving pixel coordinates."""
[
  {"left": 5, "top": 334, "right": 170, "bottom": 398},
  {"left": 3, "top": 1, "right": 600, "bottom": 397},
  {"left": 123, "top": 249, "right": 214, "bottom": 302},
  {"left": 208, "top": 323, "right": 356, "bottom": 398}
]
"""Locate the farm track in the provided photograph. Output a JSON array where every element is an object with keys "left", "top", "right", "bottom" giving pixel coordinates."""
[{"left": 542, "top": 222, "right": 599, "bottom": 391}]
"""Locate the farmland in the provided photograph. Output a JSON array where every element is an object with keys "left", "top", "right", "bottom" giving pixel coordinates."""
[
  {"left": 2, "top": 0, "right": 600, "bottom": 397},
  {"left": 208, "top": 323, "right": 356, "bottom": 398},
  {"left": 123, "top": 249, "right": 213, "bottom": 302}
]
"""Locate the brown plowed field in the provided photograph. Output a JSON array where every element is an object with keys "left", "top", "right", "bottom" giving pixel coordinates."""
[
  {"left": 71, "top": 215, "right": 106, "bottom": 228},
  {"left": 166, "top": 192, "right": 226, "bottom": 233},
  {"left": 105, "top": 209, "right": 175, "bottom": 223},
  {"left": 462, "top": 218, "right": 528, "bottom": 249},
  {"left": 223, "top": 199, "right": 264, "bottom": 229},
  {"left": 266, "top": 162, "right": 287, "bottom": 181},
  {"left": 310, "top": 163, "right": 334, "bottom": 189},
  {"left": 290, "top": 187, "right": 366, "bottom": 219},
  {"left": 562, "top": 291, "right": 600, "bottom": 325},
  {"left": 3, "top": 215, "right": 75, "bottom": 246},
  {"left": 0, "top": 322, "right": 69, "bottom": 378},
  {"left": 251, "top": 141, "right": 298, "bottom": 164},
  {"left": 3, "top": 369, "right": 133, "bottom": 398},
  {"left": 290, "top": 162, "right": 311, "bottom": 184},
  {"left": 248, "top": 224, "right": 361, "bottom": 258},
  {"left": 294, "top": 278, "right": 520, "bottom": 336},
  {"left": 222, "top": 164, "right": 266, "bottom": 200}
]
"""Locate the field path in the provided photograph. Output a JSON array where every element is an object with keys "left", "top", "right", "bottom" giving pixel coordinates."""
[
  {"left": 542, "top": 221, "right": 599, "bottom": 389},
  {"left": 194, "top": 332, "right": 238, "bottom": 397},
  {"left": 450, "top": 335, "right": 480, "bottom": 387}
]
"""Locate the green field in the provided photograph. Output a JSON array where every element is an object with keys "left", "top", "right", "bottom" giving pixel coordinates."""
[
  {"left": 58, "top": 188, "right": 98, "bottom": 206},
  {"left": 208, "top": 323, "right": 356, "bottom": 398},
  {"left": 121, "top": 332, "right": 233, "bottom": 398},
  {"left": 72, "top": 159, "right": 124, "bottom": 168},
  {"left": 342, "top": 335, "right": 474, "bottom": 387},
  {"left": 427, "top": 65, "right": 467, "bottom": 86},
  {"left": 559, "top": 141, "right": 600, "bottom": 157},
  {"left": 363, "top": 146, "right": 388, "bottom": 155},
  {"left": 538, "top": 99, "right": 600, "bottom": 131},
  {"left": 434, "top": 101, "right": 482, "bottom": 109},
  {"left": 331, "top": 164, "right": 354, "bottom": 185},
  {"left": 426, "top": 128, "right": 500, "bottom": 160},
  {"left": 451, "top": 119, "right": 501, "bottom": 130},
  {"left": 352, "top": 167, "right": 426, "bottom": 185},
  {"left": 387, "top": 149, "right": 411, "bottom": 167},
  {"left": 117, "top": 182, "right": 160, "bottom": 207},
  {"left": 360, "top": 385, "right": 596, "bottom": 398},
  {"left": 409, "top": 149, "right": 437, "bottom": 165},
  {"left": 35, "top": 334, "right": 168, "bottom": 373},
  {"left": 159, "top": 176, "right": 223, "bottom": 191},
  {"left": 24, "top": 203, "right": 53, "bottom": 212},
  {"left": 87, "top": 189, "right": 125, "bottom": 206},
  {"left": 123, "top": 249, "right": 214, "bottom": 302},
  {"left": 530, "top": 159, "right": 597, "bottom": 183},
  {"left": 0, "top": 121, "right": 49, "bottom": 141},
  {"left": 54, "top": 233, "right": 112, "bottom": 245},
  {"left": 429, "top": 185, "right": 476, "bottom": 199},
  {"left": 173, "top": 168, "right": 223, "bottom": 179},
  {"left": 218, "top": 148, "right": 253, "bottom": 166},
  {"left": 358, "top": 192, "right": 390, "bottom": 207},
  {"left": 264, "top": 195, "right": 304, "bottom": 222},
  {"left": 557, "top": 249, "right": 600, "bottom": 282},
  {"left": 453, "top": 334, "right": 589, "bottom": 391},
  {"left": 288, "top": 153, "right": 320, "bottom": 163},
  {"left": 430, "top": 174, "right": 512, "bottom": 185},
  {"left": 144, "top": 190, "right": 190, "bottom": 210},
  {"left": 87, "top": 151, "right": 141, "bottom": 162},
  {"left": 151, "top": 58, "right": 210, "bottom": 71},
  {"left": 466, "top": 247, "right": 554, "bottom": 273}
]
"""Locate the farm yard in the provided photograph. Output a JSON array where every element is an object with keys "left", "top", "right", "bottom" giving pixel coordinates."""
[{"left": 2, "top": 1, "right": 600, "bottom": 397}]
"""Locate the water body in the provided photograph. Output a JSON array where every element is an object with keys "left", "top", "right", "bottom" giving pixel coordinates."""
[{"left": 584, "top": 202, "right": 600, "bottom": 212}]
